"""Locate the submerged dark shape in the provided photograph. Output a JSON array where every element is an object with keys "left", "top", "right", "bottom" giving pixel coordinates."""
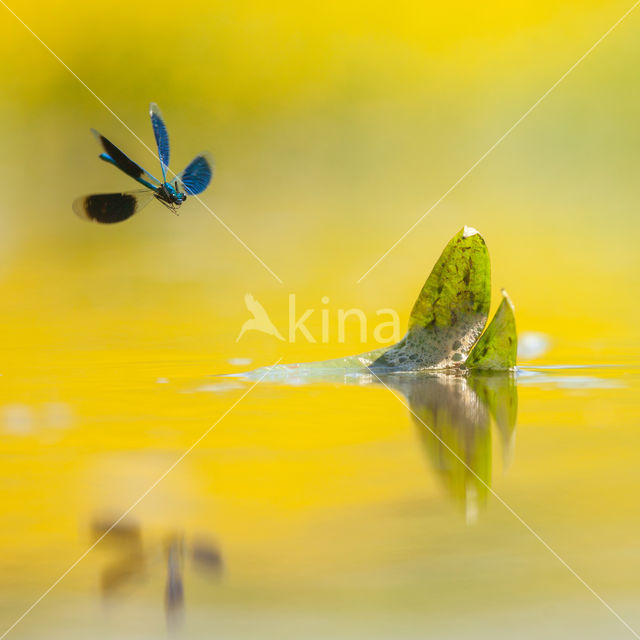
[
  {"left": 73, "top": 103, "right": 213, "bottom": 223},
  {"left": 90, "top": 516, "right": 145, "bottom": 596},
  {"left": 91, "top": 516, "right": 224, "bottom": 633},
  {"left": 165, "top": 535, "right": 185, "bottom": 633}
]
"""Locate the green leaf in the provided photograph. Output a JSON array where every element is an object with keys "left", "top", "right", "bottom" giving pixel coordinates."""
[
  {"left": 372, "top": 226, "right": 491, "bottom": 370},
  {"left": 465, "top": 290, "right": 517, "bottom": 370}
]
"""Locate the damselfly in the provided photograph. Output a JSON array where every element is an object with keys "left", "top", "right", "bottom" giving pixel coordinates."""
[{"left": 73, "top": 103, "right": 213, "bottom": 223}]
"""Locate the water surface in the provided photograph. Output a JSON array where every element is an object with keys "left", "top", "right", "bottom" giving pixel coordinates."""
[{"left": 2, "top": 354, "right": 639, "bottom": 639}]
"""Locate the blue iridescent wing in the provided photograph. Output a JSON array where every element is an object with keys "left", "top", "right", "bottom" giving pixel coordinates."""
[
  {"left": 91, "top": 129, "right": 160, "bottom": 190},
  {"left": 72, "top": 190, "right": 155, "bottom": 224},
  {"left": 173, "top": 153, "right": 214, "bottom": 195},
  {"left": 149, "top": 103, "right": 170, "bottom": 180}
]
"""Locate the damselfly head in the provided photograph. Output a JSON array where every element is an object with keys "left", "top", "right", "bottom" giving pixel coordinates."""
[{"left": 168, "top": 186, "right": 186, "bottom": 206}]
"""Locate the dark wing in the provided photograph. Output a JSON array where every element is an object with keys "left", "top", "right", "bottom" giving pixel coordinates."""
[
  {"left": 91, "top": 129, "right": 160, "bottom": 190},
  {"left": 72, "top": 191, "right": 154, "bottom": 224},
  {"left": 173, "top": 153, "right": 214, "bottom": 195},
  {"left": 149, "top": 103, "right": 170, "bottom": 180}
]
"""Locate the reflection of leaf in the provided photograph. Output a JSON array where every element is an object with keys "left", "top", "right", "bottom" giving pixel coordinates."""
[
  {"left": 381, "top": 370, "right": 518, "bottom": 522},
  {"left": 372, "top": 227, "right": 491, "bottom": 370},
  {"left": 466, "top": 290, "right": 517, "bottom": 370},
  {"left": 388, "top": 372, "right": 492, "bottom": 521},
  {"left": 467, "top": 371, "right": 518, "bottom": 468}
]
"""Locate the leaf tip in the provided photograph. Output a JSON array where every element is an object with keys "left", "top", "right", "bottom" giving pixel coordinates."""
[
  {"left": 463, "top": 225, "right": 480, "bottom": 238},
  {"left": 500, "top": 288, "right": 515, "bottom": 311}
]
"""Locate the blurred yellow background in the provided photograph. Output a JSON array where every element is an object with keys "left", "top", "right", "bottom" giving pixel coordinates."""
[{"left": 0, "top": 0, "right": 639, "bottom": 368}]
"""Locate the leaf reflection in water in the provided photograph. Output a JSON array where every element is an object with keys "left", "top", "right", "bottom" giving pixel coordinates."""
[{"left": 379, "top": 371, "right": 518, "bottom": 523}]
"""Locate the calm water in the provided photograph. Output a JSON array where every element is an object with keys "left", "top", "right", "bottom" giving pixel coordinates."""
[{"left": 1, "top": 355, "right": 639, "bottom": 639}]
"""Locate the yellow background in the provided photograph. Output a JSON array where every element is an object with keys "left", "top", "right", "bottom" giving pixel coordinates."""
[
  {"left": 0, "top": 0, "right": 639, "bottom": 366},
  {"left": 1, "top": 2, "right": 640, "bottom": 638}
]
